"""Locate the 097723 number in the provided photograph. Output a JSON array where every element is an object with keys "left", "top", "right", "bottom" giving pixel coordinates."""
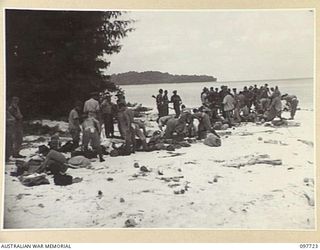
[{"left": 300, "top": 244, "right": 318, "bottom": 248}]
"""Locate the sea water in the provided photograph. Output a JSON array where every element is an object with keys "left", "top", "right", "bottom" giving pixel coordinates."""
[{"left": 120, "top": 78, "right": 314, "bottom": 109}]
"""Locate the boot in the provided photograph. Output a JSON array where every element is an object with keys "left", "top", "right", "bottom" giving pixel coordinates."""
[{"left": 99, "top": 154, "right": 105, "bottom": 162}]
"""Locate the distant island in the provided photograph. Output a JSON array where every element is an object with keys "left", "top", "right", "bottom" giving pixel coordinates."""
[{"left": 110, "top": 71, "right": 217, "bottom": 85}]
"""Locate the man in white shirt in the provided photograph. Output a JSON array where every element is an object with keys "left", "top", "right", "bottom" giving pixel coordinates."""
[
  {"left": 83, "top": 92, "right": 100, "bottom": 119},
  {"left": 222, "top": 90, "right": 235, "bottom": 127}
]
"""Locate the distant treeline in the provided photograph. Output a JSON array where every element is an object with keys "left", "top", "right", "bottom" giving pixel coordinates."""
[{"left": 111, "top": 71, "right": 217, "bottom": 85}]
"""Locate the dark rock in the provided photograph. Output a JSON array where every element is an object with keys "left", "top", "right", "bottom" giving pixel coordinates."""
[
  {"left": 107, "top": 177, "right": 114, "bottom": 181},
  {"left": 140, "top": 166, "right": 150, "bottom": 172},
  {"left": 120, "top": 198, "right": 125, "bottom": 203},
  {"left": 125, "top": 218, "right": 137, "bottom": 228}
]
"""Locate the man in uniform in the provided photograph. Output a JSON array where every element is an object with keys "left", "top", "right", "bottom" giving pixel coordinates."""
[{"left": 8, "top": 96, "right": 25, "bottom": 158}]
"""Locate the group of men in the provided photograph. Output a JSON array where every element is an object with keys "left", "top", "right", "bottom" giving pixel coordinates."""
[
  {"left": 154, "top": 84, "right": 299, "bottom": 142},
  {"left": 199, "top": 84, "right": 299, "bottom": 126},
  {"left": 153, "top": 89, "right": 182, "bottom": 120},
  {"left": 5, "top": 83, "right": 299, "bottom": 162},
  {"left": 68, "top": 91, "right": 149, "bottom": 159}
]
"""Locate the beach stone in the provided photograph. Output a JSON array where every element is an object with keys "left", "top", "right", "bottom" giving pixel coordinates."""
[
  {"left": 158, "top": 170, "right": 164, "bottom": 175},
  {"left": 258, "top": 137, "right": 263, "bottom": 141},
  {"left": 107, "top": 177, "right": 114, "bottom": 181},
  {"left": 120, "top": 198, "right": 125, "bottom": 203},
  {"left": 98, "top": 190, "right": 103, "bottom": 196},
  {"left": 125, "top": 218, "right": 137, "bottom": 228},
  {"left": 133, "top": 163, "right": 140, "bottom": 168},
  {"left": 140, "top": 166, "right": 150, "bottom": 172},
  {"left": 213, "top": 178, "right": 218, "bottom": 183}
]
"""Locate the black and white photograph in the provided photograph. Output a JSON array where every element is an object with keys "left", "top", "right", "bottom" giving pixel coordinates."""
[{"left": 3, "top": 9, "right": 315, "bottom": 230}]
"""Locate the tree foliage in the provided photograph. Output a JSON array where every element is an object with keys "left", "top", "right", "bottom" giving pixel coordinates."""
[{"left": 6, "top": 10, "right": 133, "bottom": 118}]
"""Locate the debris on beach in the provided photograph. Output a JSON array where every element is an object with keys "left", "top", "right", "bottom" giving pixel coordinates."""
[
  {"left": 298, "top": 139, "right": 314, "bottom": 147},
  {"left": 223, "top": 154, "right": 282, "bottom": 169},
  {"left": 97, "top": 190, "right": 103, "bottom": 199},
  {"left": 263, "top": 139, "right": 288, "bottom": 146},
  {"left": 124, "top": 218, "right": 138, "bottom": 228},
  {"left": 173, "top": 189, "right": 185, "bottom": 195},
  {"left": 140, "top": 166, "right": 151, "bottom": 172},
  {"left": 184, "top": 161, "right": 197, "bottom": 165},
  {"left": 303, "top": 193, "right": 315, "bottom": 206},
  {"left": 160, "top": 152, "right": 186, "bottom": 158},
  {"left": 303, "top": 178, "right": 314, "bottom": 187},
  {"left": 158, "top": 176, "right": 184, "bottom": 182},
  {"left": 16, "top": 193, "right": 31, "bottom": 200}
]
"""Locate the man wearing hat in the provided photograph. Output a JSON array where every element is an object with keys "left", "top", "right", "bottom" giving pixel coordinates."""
[
  {"left": 170, "top": 90, "right": 182, "bottom": 118},
  {"left": 83, "top": 92, "right": 100, "bottom": 119}
]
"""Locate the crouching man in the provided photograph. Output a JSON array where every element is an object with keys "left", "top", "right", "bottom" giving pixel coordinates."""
[{"left": 193, "top": 108, "right": 220, "bottom": 140}]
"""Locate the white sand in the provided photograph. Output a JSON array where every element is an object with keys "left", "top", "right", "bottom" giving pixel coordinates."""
[{"left": 3, "top": 110, "right": 315, "bottom": 229}]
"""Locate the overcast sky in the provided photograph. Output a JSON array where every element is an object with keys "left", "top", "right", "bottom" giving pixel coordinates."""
[{"left": 105, "top": 10, "right": 314, "bottom": 81}]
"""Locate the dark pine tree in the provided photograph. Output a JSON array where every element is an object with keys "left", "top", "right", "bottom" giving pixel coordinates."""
[{"left": 6, "top": 10, "right": 133, "bottom": 118}]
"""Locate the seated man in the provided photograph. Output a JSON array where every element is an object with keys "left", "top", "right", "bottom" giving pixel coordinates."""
[{"left": 37, "top": 147, "right": 69, "bottom": 175}]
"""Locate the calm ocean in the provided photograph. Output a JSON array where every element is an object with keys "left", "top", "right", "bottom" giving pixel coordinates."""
[{"left": 120, "top": 78, "right": 314, "bottom": 109}]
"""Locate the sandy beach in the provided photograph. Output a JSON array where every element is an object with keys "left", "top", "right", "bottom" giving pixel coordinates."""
[{"left": 3, "top": 107, "right": 315, "bottom": 230}]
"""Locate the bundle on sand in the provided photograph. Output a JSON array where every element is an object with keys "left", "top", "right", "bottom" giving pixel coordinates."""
[
  {"left": 19, "top": 173, "right": 50, "bottom": 187},
  {"left": 204, "top": 133, "right": 221, "bottom": 147}
]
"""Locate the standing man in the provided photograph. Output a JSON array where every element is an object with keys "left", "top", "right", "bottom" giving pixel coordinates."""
[
  {"left": 222, "top": 91, "right": 235, "bottom": 127},
  {"left": 68, "top": 101, "right": 82, "bottom": 148},
  {"left": 83, "top": 92, "right": 100, "bottom": 120},
  {"left": 154, "top": 89, "right": 164, "bottom": 120},
  {"left": 101, "top": 95, "right": 116, "bottom": 138},
  {"left": 8, "top": 96, "right": 25, "bottom": 158},
  {"left": 163, "top": 90, "right": 169, "bottom": 116},
  {"left": 6, "top": 105, "right": 15, "bottom": 161},
  {"left": 170, "top": 90, "right": 182, "bottom": 118},
  {"left": 82, "top": 114, "right": 105, "bottom": 162},
  {"left": 117, "top": 103, "right": 136, "bottom": 154}
]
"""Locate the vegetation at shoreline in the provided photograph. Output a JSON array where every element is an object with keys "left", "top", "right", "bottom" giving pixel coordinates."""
[{"left": 111, "top": 71, "right": 217, "bottom": 85}]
